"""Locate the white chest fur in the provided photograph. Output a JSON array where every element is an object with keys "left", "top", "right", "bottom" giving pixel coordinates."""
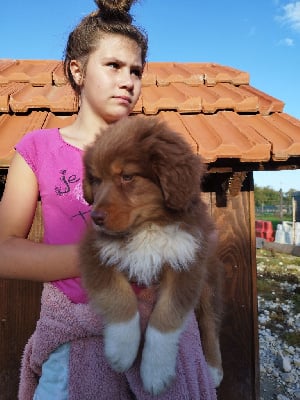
[{"left": 98, "top": 224, "right": 200, "bottom": 285}]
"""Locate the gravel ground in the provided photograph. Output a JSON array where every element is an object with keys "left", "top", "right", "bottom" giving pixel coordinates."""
[
  {"left": 258, "top": 294, "right": 300, "bottom": 399},
  {"left": 257, "top": 252, "right": 300, "bottom": 400}
]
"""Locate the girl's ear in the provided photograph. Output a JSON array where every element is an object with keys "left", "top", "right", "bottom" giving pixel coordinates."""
[{"left": 70, "top": 60, "right": 83, "bottom": 86}]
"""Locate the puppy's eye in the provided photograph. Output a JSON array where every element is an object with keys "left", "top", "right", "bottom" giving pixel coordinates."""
[
  {"left": 91, "top": 176, "right": 102, "bottom": 185},
  {"left": 121, "top": 174, "right": 134, "bottom": 182}
]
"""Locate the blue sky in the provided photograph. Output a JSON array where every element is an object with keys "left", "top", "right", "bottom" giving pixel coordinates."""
[{"left": 1, "top": 0, "right": 300, "bottom": 192}]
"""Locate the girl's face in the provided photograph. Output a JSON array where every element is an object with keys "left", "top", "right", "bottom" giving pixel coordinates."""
[{"left": 75, "top": 34, "right": 143, "bottom": 125}]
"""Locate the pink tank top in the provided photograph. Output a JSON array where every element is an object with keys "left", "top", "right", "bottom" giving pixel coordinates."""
[{"left": 16, "top": 128, "right": 90, "bottom": 303}]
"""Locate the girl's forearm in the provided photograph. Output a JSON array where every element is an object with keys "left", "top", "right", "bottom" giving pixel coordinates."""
[{"left": 0, "top": 237, "right": 79, "bottom": 282}]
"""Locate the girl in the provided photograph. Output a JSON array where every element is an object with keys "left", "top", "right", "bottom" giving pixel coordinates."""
[{"left": 0, "top": 1, "right": 217, "bottom": 398}]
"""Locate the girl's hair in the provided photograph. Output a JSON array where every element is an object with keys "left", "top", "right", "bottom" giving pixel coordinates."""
[{"left": 64, "top": 0, "right": 148, "bottom": 94}]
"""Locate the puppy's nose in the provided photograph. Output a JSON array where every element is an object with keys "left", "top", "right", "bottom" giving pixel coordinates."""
[{"left": 91, "top": 210, "right": 107, "bottom": 226}]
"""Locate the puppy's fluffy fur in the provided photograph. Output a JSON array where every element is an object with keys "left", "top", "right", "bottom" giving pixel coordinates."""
[{"left": 79, "top": 115, "right": 223, "bottom": 395}]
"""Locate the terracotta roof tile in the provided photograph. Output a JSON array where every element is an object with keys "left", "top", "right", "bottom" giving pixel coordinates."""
[
  {"left": 9, "top": 84, "right": 78, "bottom": 113},
  {"left": 162, "top": 112, "right": 272, "bottom": 163},
  {"left": 0, "top": 83, "right": 26, "bottom": 112},
  {"left": 0, "top": 111, "right": 48, "bottom": 166},
  {"left": 141, "top": 84, "right": 202, "bottom": 114},
  {"left": 241, "top": 85, "right": 284, "bottom": 115},
  {"left": 52, "top": 62, "right": 68, "bottom": 86},
  {"left": 143, "top": 62, "right": 250, "bottom": 86},
  {"left": 0, "top": 59, "right": 299, "bottom": 170},
  {"left": 144, "top": 63, "right": 205, "bottom": 86},
  {"left": 0, "top": 60, "right": 58, "bottom": 85},
  {"left": 247, "top": 113, "right": 300, "bottom": 161},
  {"left": 0, "top": 59, "right": 18, "bottom": 84}
]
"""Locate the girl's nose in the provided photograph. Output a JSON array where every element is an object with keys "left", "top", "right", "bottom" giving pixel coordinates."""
[{"left": 119, "top": 71, "right": 134, "bottom": 90}]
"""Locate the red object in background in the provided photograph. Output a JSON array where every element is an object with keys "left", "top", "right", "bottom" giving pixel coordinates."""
[{"left": 255, "top": 220, "right": 274, "bottom": 242}]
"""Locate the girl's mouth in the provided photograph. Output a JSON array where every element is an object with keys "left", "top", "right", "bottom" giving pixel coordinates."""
[{"left": 114, "top": 96, "right": 131, "bottom": 104}]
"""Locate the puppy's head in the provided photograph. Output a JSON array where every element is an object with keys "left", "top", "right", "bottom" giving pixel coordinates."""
[
  {"left": 82, "top": 116, "right": 207, "bottom": 235},
  {"left": 83, "top": 115, "right": 205, "bottom": 214}
]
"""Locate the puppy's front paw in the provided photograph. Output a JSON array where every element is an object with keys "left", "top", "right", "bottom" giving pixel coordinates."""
[
  {"left": 207, "top": 364, "right": 223, "bottom": 388},
  {"left": 104, "top": 312, "right": 141, "bottom": 372},
  {"left": 140, "top": 325, "right": 182, "bottom": 395}
]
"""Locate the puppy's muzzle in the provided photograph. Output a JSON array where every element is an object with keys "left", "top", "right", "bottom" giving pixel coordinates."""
[{"left": 91, "top": 209, "right": 107, "bottom": 226}]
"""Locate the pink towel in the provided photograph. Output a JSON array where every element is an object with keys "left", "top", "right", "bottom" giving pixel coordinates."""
[{"left": 19, "top": 283, "right": 217, "bottom": 399}]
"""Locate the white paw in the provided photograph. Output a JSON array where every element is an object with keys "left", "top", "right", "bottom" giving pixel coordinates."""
[
  {"left": 208, "top": 364, "right": 223, "bottom": 388},
  {"left": 140, "top": 325, "right": 183, "bottom": 395},
  {"left": 104, "top": 312, "right": 141, "bottom": 372}
]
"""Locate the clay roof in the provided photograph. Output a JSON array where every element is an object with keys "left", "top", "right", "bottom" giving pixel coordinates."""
[{"left": 1, "top": 59, "right": 300, "bottom": 172}]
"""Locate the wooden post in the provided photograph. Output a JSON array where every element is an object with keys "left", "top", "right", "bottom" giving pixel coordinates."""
[
  {"left": 203, "top": 171, "right": 259, "bottom": 399},
  {"left": 0, "top": 280, "right": 42, "bottom": 399}
]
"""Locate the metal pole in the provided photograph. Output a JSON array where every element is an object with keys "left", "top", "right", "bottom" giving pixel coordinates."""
[{"left": 292, "top": 196, "right": 296, "bottom": 245}]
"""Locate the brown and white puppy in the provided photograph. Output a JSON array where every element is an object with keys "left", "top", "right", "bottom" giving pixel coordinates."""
[{"left": 79, "top": 115, "right": 223, "bottom": 395}]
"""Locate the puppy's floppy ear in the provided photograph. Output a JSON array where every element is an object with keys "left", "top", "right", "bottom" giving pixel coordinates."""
[
  {"left": 82, "top": 149, "right": 94, "bottom": 205},
  {"left": 149, "top": 122, "right": 206, "bottom": 211},
  {"left": 153, "top": 154, "right": 205, "bottom": 211},
  {"left": 82, "top": 173, "right": 94, "bottom": 205}
]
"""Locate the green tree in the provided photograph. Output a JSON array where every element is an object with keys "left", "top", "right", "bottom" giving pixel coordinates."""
[{"left": 254, "top": 185, "right": 280, "bottom": 208}]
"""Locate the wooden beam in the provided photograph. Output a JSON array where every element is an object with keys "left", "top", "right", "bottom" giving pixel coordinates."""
[{"left": 202, "top": 172, "right": 259, "bottom": 399}]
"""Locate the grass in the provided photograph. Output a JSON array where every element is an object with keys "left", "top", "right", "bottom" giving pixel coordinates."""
[
  {"left": 257, "top": 248, "right": 300, "bottom": 347},
  {"left": 256, "top": 248, "right": 300, "bottom": 283}
]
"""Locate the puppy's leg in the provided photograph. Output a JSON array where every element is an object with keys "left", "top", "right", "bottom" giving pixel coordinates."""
[
  {"left": 92, "top": 272, "right": 141, "bottom": 372},
  {"left": 104, "top": 303, "right": 141, "bottom": 372},
  {"left": 140, "top": 267, "right": 203, "bottom": 395},
  {"left": 196, "top": 258, "right": 224, "bottom": 387},
  {"left": 80, "top": 249, "right": 140, "bottom": 372}
]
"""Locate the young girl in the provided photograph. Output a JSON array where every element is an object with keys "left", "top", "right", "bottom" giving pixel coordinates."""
[{"left": 0, "top": 1, "right": 217, "bottom": 398}]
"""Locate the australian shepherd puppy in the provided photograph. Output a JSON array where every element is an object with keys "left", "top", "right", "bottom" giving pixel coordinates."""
[{"left": 79, "top": 115, "right": 223, "bottom": 395}]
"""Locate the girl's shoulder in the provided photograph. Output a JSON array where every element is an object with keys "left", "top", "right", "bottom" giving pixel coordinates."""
[
  {"left": 16, "top": 128, "right": 60, "bottom": 150},
  {"left": 15, "top": 128, "right": 72, "bottom": 175},
  {"left": 17, "top": 128, "right": 84, "bottom": 154}
]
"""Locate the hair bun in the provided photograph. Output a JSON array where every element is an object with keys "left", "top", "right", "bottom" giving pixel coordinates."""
[{"left": 94, "top": 0, "right": 137, "bottom": 23}]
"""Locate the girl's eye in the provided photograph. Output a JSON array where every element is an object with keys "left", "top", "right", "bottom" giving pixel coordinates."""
[
  {"left": 108, "top": 62, "right": 119, "bottom": 69},
  {"left": 121, "top": 174, "right": 134, "bottom": 182},
  {"left": 131, "top": 68, "right": 142, "bottom": 79}
]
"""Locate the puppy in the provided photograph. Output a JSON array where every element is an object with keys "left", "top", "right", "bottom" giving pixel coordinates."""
[{"left": 79, "top": 115, "right": 223, "bottom": 395}]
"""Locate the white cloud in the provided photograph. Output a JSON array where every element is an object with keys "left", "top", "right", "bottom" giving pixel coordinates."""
[
  {"left": 277, "top": 37, "right": 295, "bottom": 46},
  {"left": 280, "top": 1, "right": 300, "bottom": 32}
]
